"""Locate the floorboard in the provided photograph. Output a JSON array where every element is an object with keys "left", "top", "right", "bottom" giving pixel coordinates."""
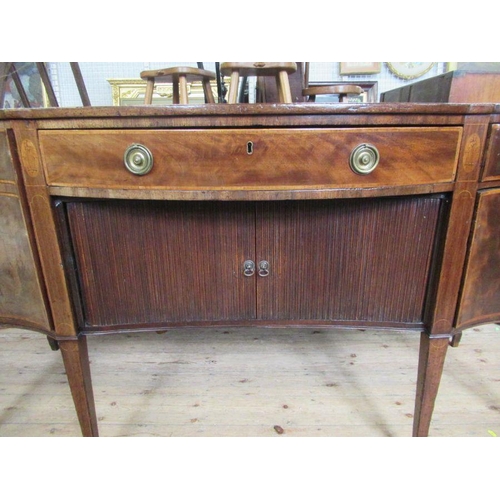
[{"left": 1, "top": 324, "right": 499, "bottom": 437}]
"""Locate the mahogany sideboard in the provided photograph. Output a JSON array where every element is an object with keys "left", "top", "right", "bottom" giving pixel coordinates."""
[{"left": 1, "top": 103, "right": 499, "bottom": 437}]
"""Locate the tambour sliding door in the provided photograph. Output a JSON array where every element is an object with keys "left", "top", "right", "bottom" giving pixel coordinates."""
[
  {"left": 255, "top": 197, "right": 444, "bottom": 325},
  {"left": 66, "top": 200, "right": 256, "bottom": 329}
]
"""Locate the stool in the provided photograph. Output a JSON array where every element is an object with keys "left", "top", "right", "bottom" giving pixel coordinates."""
[
  {"left": 302, "top": 62, "right": 363, "bottom": 103},
  {"left": 221, "top": 62, "right": 297, "bottom": 103},
  {"left": 140, "top": 66, "right": 216, "bottom": 104},
  {"left": 302, "top": 84, "right": 364, "bottom": 102}
]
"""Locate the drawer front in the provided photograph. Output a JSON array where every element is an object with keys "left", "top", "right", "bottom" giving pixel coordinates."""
[{"left": 40, "top": 128, "right": 461, "bottom": 190}]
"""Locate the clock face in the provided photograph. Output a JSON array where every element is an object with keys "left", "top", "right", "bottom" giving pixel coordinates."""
[{"left": 386, "top": 62, "right": 435, "bottom": 80}]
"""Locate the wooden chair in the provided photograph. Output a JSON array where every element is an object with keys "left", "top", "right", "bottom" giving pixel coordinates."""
[
  {"left": 140, "top": 66, "right": 216, "bottom": 104},
  {"left": 221, "top": 62, "right": 297, "bottom": 103},
  {"left": 302, "top": 62, "right": 363, "bottom": 102}
]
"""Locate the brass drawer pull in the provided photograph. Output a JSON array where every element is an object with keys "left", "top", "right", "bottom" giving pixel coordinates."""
[
  {"left": 124, "top": 144, "right": 154, "bottom": 175},
  {"left": 349, "top": 143, "right": 380, "bottom": 175}
]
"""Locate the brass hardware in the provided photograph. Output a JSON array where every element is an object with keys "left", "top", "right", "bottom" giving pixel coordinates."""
[
  {"left": 124, "top": 144, "right": 154, "bottom": 175},
  {"left": 258, "top": 260, "right": 270, "bottom": 277},
  {"left": 349, "top": 143, "right": 380, "bottom": 175},
  {"left": 243, "top": 260, "right": 256, "bottom": 277},
  {"left": 247, "top": 141, "right": 254, "bottom": 155}
]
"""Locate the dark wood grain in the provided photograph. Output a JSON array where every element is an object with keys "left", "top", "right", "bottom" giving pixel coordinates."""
[
  {"left": 256, "top": 196, "right": 443, "bottom": 324},
  {"left": 456, "top": 188, "right": 500, "bottom": 328},
  {"left": 0, "top": 127, "right": 50, "bottom": 332},
  {"left": 66, "top": 200, "right": 256, "bottom": 327},
  {"left": 39, "top": 127, "right": 460, "bottom": 192},
  {"left": 0, "top": 194, "right": 50, "bottom": 330},
  {"left": 483, "top": 124, "right": 500, "bottom": 181}
]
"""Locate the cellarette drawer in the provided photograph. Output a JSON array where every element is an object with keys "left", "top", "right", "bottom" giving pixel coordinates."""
[{"left": 39, "top": 128, "right": 461, "bottom": 191}]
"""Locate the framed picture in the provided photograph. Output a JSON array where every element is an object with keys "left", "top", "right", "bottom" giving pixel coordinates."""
[{"left": 340, "top": 62, "right": 381, "bottom": 75}]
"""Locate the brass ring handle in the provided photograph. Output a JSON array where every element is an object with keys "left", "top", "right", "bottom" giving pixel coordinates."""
[
  {"left": 349, "top": 144, "right": 380, "bottom": 175},
  {"left": 258, "top": 260, "right": 270, "bottom": 277},
  {"left": 124, "top": 144, "right": 154, "bottom": 175},
  {"left": 243, "top": 260, "right": 255, "bottom": 277}
]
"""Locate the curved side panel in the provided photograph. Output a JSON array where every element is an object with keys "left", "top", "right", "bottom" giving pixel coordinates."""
[
  {"left": 0, "top": 194, "right": 51, "bottom": 332},
  {"left": 0, "top": 129, "right": 51, "bottom": 333},
  {"left": 456, "top": 188, "right": 500, "bottom": 329}
]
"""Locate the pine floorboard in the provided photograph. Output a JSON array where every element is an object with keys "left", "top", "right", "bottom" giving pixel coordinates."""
[{"left": 1, "top": 324, "right": 499, "bottom": 437}]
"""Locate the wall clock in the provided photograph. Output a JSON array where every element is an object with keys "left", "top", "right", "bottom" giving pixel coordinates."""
[{"left": 386, "top": 62, "right": 435, "bottom": 80}]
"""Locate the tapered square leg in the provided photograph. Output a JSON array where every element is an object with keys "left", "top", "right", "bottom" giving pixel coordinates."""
[
  {"left": 59, "top": 336, "right": 99, "bottom": 437},
  {"left": 413, "top": 333, "right": 449, "bottom": 437}
]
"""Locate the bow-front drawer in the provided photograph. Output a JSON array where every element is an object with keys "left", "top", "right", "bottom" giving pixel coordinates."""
[{"left": 39, "top": 128, "right": 461, "bottom": 191}]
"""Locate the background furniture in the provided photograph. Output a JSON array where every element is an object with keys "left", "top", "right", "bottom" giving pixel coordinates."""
[
  {"left": 302, "top": 62, "right": 363, "bottom": 102},
  {"left": 221, "top": 62, "right": 297, "bottom": 103},
  {"left": 140, "top": 66, "right": 216, "bottom": 104},
  {"left": 381, "top": 70, "right": 500, "bottom": 103},
  {"left": 0, "top": 62, "right": 90, "bottom": 108},
  {"left": 108, "top": 78, "right": 220, "bottom": 106},
  {"left": 1, "top": 103, "right": 499, "bottom": 438}
]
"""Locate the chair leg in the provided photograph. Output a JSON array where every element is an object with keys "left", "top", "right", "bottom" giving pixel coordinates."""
[
  {"left": 277, "top": 70, "right": 292, "bottom": 103},
  {"left": 172, "top": 77, "right": 180, "bottom": 104},
  {"left": 203, "top": 78, "right": 215, "bottom": 103},
  {"left": 144, "top": 79, "right": 154, "bottom": 104},
  {"left": 179, "top": 75, "right": 188, "bottom": 104},
  {"left": 275, "top": 75, "right": 284, "bottom": 103},
  {"left": 227, "top": 71, "right": 240, "bottom": 103}
]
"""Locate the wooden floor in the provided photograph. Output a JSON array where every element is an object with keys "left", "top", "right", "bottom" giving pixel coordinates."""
[{"left": 1, "top": 324, "right": 499, "bottom": 437}]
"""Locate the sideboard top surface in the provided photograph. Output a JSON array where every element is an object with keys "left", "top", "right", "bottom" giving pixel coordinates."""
[
  {"left": 0, "top": 103, "right": 498, "bottom": 121},
  {"left": 2, "top": 103, "right": 499, "bottom": 134}
]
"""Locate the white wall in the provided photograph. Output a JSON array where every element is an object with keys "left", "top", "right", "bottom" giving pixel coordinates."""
[{"left": 47, "top": 62, "right": 448, "bottom": 106}]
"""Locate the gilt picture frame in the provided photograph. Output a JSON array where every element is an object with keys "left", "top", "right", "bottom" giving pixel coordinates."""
[{"left": 339, "top": 62, "right": 381, "bottom": 75}]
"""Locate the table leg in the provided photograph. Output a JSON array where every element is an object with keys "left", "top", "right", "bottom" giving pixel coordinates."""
[
  {"left": 59, "top": 336, "right": 99, "bottom": 437},
  {"left": 413, "top": 332, "right": 449, "bottom": 437}
]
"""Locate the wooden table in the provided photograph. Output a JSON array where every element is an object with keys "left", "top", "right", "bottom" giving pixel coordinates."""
[{"left": 1, "top": 103, "right": 499, "bottom": 437}]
